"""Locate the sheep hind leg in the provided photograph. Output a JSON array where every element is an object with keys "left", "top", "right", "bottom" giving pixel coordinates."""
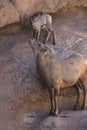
[
  {"left": 79, "top": 79, "right": 87, "bottom": 110},
  {"left": 52, "top": 31, "right": 56, "bottom": 45},
  {"left": 83, "top": 89, "right": 87, "bottom": 110},
  {"left": 81, "top": 86, "right": 86, "bottom": 110},
  {"left": 44, "top": 30, "right": 51, "bottom": 44},
  {"left": 45, "top": 28, "right": 56, "bottom": 45},
  {"left": 74, "top": 80, "right": 82, "bottom": 110},
  {"left": 47, "top": 24, "right": 56, "bottom": 45}
]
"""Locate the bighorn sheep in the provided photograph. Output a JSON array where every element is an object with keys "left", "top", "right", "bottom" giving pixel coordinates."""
[
  {"left": 73, "top": 79, "right": 86, "bottom": 110},
  {"left": 31, "top": 13, "right": 56, "bottom": 45},
  {"left": 30, "top": 39, "right": 87, "bottom": 116},
  {"left": 80, "top": 71, "right": 87, "bottom": 109}
]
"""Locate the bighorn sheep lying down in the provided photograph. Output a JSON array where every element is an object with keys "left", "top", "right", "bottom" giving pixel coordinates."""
[
  {"left": 30, "top": 39, "right": 87, "bottom": 116},
  {"left": 31, "top": 13, "right": 56, "bottom": 45}
]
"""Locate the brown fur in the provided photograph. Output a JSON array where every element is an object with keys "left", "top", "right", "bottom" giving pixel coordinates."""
[{"left": 30, "top": 39, "right": 87, "bottom": 116}]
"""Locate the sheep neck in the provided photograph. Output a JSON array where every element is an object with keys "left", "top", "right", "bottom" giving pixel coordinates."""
[{"left": 37, "top": 53, "right": 50, "bottom": 64}]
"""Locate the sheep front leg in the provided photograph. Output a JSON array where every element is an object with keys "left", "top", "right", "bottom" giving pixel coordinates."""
[
  {"left": 74, "top": 80, "right": 82, "bottom": 110},
  {"left": 52, "top": 31, "right": 56, "bottom": 45},
  {"left": 53, "top": 88, "right": 59, "bottom": 116},
  {"left": 49, "top": 87, "right": 55, "bottom": 115},
  {"left": 44, "top": 30, "right": 51, "bottom": 44},
  {"left": 36, "top": 29, "right": 40, "bottom": 41},
  {"left": 34, "top": 30, "right": 38, "bottom": 40}
]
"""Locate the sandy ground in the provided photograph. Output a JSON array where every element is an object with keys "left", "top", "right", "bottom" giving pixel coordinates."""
[{"left": 0, "top": 7, "right": 87, "bottom": 130}]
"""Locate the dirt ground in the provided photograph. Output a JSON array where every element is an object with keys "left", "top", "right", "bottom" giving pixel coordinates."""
[{"left": 0, "top": 7, "right": 87, "bottom": 130}]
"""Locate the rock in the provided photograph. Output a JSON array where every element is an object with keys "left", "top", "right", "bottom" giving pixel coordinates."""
[
  {"left": 33, "top": 111, "right": 87, "bottom": 130},
  {"left": 0, "top": 0, "right": 19, "bottom": 27},
  {"left": 1, "top": 0, "right": 87, "bottom": 27},
  {"left": 0, "top": 6, "right": 87, "bottom": 130}
]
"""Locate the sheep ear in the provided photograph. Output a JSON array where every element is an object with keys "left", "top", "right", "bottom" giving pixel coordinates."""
[
  {"left": 29, "top": 39, "right": 36, "bottom": 47},
  {"left": 30, "top": 18, "right": 33, "bottom": 23},
  {"left": 45, "top": 45, "right": 55, "bottom": 59},
  {"left": 34, "top": 15, "right": 40, "bottom": 22},
  {"left": 30, "top": 38, "right": 36, "bottom": 43},
  {"left": 29, "top": 39, "right": 33, "bottom": 43},
  {"left": 29, "top": 39, "right": 34, "bottom": 44}
]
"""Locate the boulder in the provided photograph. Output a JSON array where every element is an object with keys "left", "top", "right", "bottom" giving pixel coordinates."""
[
  {"left": 0, "top": 0, "right": 87, "bottom": 27},
  {"left": 0, "top": 0, "right": 19, "bottom": 27}
]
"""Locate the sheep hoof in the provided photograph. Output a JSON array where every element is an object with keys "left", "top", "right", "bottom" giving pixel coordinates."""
[
  {"left": 52, "top": 113, "right": 58, "bottom": 117},
  {"left": 49, "top": 111, "right": 54, "bottom": 116},
  {"left": 81, "top": 106, "right": 84, "bottom": 110},
  {"left": 81, "top": 105, "right": 86, "bottom": 110},
  {"left": 49, "top": 112, "right": 58, "bottom": 117},
  {"left": 53, "top": 42, "right": 56, "bottom": 45},
  {"left": 73, "top": 105, "right": 80, "bottom": 110},
  {"left": 43, "top": 41, "right": 46, "bottom": 44}
]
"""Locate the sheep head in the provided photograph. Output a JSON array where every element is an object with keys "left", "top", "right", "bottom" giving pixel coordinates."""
[
  {"left": 31, "top": 14, "right": 41, "bottom": 29},
  {"left": 29, "top": 39, "right": 47, "bottom": 55},
  {"left": 29, "top": 39, "right": 55, "bottom": 59},
  {"left": 31, "top": 14, "right": 41, "bottom": 23},
  {"left": 45, "top": 45, "right": 55, "bottom": 59}
]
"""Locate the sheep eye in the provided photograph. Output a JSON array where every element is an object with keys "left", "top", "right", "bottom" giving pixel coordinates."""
[
  {"left": 38, "top": 44, "right": 41, "bottom": 47},
  {"left": 42, "top": 48, "right": 47, "bottom": 52}
]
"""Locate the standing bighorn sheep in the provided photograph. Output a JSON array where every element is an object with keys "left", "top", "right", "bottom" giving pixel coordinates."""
[
  {"left": 31, "top": 13, "right": 56, "bottom": 45},
  {"left": 80, "top": 72, "right": 87, "bottom": 109},
  {"left": 30, "top": 39, "right": 87, "bottom": 116}
]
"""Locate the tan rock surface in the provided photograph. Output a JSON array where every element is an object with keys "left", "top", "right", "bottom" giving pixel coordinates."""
[
  {"left": 1, "top": 0, "right": 87, "bottom": 27},
  {"left": 0, "top": 0, "right": 19, "bottom": 27},
  {"left": 0, "top": 6, "right": 87, "bottom": 130}
]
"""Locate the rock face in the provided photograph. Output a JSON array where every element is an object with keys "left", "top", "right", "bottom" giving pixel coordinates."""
[
  {"left": 0, "top": 0, "right": 87, "bottom": 27},
  {"left": 0, "top": 0, "right": 19, "bottom": 27},
  {"left": 32, "top": 111, "right": 87, "bottom": 130},
  {"left": 0, "top": 6, "right": 87, "bottom": 130}
]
